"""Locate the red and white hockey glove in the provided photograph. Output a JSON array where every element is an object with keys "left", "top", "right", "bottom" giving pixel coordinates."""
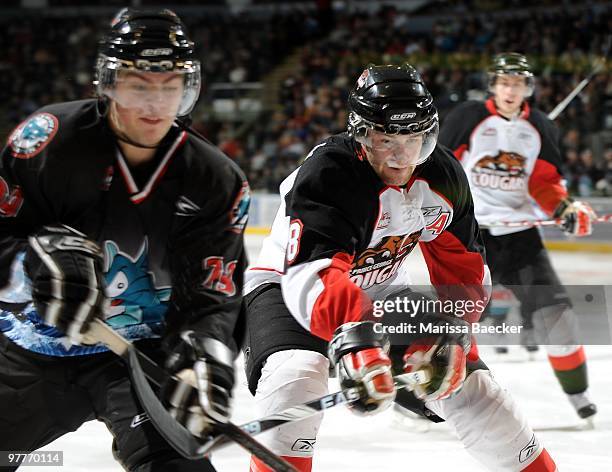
[
  {"left": 554, "top": 199, "right": 597, "bottom": 237},
  {"left": 329, "top": 322, "right": 396, "bottom": 416},
  {"left": 403, "top": 314, "right": 471, "bottom": 402}
]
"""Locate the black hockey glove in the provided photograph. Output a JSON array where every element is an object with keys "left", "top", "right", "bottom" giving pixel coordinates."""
[
  {"left": 403, "top": 313, "right": 471, "bottom": 401},
  {"left": 25, "top": 225, "right": 106, "bottom": 344},
  {"left": 328, "top": 321, "right": 395, "bottom": 416},
  {"left": 162, "top": 331, "right": 235, "bottom": 437}
]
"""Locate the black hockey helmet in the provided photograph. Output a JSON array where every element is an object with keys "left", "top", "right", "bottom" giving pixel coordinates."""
[
  {"left": 488, "top": 52, "right": 535, "bottom": 96},
  {"left": 348, "top": 64, "right": 439, "bottom": 165},
  {"left": 95, "top": 8, "right": 201, "bottom": 116}
]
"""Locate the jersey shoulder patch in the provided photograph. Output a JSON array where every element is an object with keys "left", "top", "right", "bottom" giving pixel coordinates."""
[
  {"left": 8, "top": 112, "right": 59, "bottom": 159},
  {"left": 229, "top": 181, "right": 250, "bottom": 233}
]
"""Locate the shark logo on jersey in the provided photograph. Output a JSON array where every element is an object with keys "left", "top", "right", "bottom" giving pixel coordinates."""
[
  {"left": 103, "top": 240, "right": 171, "bottom": 327},
  {"left": 9, "top": 113, "right": 59, "bottom": 159},
  {"left": 350, "top": 231, "right": 421, "bottom": 289},
  {"left": 471, "top": 151, "right": 527, "bottom": 191}
]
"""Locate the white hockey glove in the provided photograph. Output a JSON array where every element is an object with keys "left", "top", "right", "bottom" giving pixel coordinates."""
[
  {"left": 554, "top": 199, "right": 597, "bottom": 237},
  {"left": 329, "top": 321, "right": 396, "bottom": 416},
  {"left": 162, "top": 331, "right": 235, "bottom": 437},
  {"left": 25, "top": 225, "right": 106, "bottom": 344},
  {"left": 403, "top": 314, "right": 471, "bottom": 401}
]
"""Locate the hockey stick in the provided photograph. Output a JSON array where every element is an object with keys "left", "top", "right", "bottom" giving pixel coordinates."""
[
  {"left": 482, "top": 213, "right": 612, "bottom": 228},
  {"left": 548, "top": 35, "right": 611, "bottom": 120},
  {"left": 86, "top": 320, "right": 298, "bottom": 472},
  {"left": 200, "top": 369, "right": 432, "bottom": 454}
]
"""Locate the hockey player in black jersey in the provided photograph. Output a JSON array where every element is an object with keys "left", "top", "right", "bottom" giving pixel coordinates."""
[
  {"left": 439, "top": 52, "right": 597, "bottom": 420},
  {"left": 243, "top": 64, "right": 557, "bottom": 471},
  {"left": 0, "top": 9, "right": 249, "bottom": 471}
]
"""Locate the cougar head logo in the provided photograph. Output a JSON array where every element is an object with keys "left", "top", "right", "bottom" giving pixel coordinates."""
[
  {"left": 475, "top": 151, "right": 526, "bottom": 176},
  {"left": 353, "top": 231, "right": 422, "bottom": 270}
]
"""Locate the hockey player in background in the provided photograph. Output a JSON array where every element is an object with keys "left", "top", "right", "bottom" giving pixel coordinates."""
[
  {"left": 439, "top": 52, "right": 597, "bottom": 420},
  {"left": 243, "top": 64, "right": 557, "bottom": 471},
  {"left": 0, "top": 9, "right": 249, "bottom": 471}
]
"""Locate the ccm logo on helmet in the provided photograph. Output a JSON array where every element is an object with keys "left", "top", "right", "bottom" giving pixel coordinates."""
[
  {"left": 135, "top": 59, "right": 175, "bottom": 70},
  {"left": 390, "top": 112, "right": 416, "bottom": 120},
  {"left": 140, "top": 48, "right": 173, "bottom": 57}
]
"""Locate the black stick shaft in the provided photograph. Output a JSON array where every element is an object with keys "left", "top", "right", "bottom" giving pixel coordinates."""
[{"left": 88, "top": 320, "right": 297, "bottom": 472}]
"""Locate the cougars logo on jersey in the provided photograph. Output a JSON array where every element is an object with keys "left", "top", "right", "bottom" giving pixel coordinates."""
[
  {"left": 471, "top": 151, "right": 527, "bottom": 191},
  {"left": 350, "top": 231, "right": 421, "bottom": 289}
]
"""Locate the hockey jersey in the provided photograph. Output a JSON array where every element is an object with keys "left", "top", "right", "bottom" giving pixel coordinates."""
[
  {"left": 439, "top": 98, "right": 567, "bottom": 235},
  {"left": 0, "top": 99, "right": 249, "bottom": 356},
  {"left": 245, "top": 133, "right": 490, "bottom": 341}
]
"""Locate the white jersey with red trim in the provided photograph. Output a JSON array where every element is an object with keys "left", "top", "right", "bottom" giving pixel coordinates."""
[
  {"left": 245, "top": 133, "right": 489, "bottom": 341},
  {"left": 439, "top": 99, "right": 568, "bottom": 236}
]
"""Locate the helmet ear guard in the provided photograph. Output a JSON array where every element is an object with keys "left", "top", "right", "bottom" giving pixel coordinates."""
[{"left": 347, "top": 111, "right": 368, "bottom": 138}]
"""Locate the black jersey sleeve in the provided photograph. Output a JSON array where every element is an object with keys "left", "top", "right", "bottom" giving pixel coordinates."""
[
  {"left": 417, "top": 149, "right": 490, "bottom": 323},
  {"left": 280, "top": 138, "right": 378, "bottom": 341},
  {"left": 527, "top": 110, "right": 568, "bottom": 215},
  {"left": 163, "top": 141, "right": 249, "bottom": 349},
  {"left": 439, "top": 101, "right": 488, "bottom": 161},
  {"left": 0, "top": 111, "right": 61, "bottom": 288}
]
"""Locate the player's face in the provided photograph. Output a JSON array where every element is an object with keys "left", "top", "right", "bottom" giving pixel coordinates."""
[
  {"left": 493, "top": 75, "right": 528, "bottom": 117},
  {"left": 110, "top": 71, "right": 184, "bottom": 146},
  {"left": 365, "top": 131, "right": 423, "bottom": 186}
]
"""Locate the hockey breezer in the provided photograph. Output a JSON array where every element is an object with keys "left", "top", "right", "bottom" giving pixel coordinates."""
[{"left": 87, "top": 320, "right": 298, "bottom": 472}]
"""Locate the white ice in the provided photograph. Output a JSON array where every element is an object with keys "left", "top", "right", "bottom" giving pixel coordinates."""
[{"left": 26, "top": 235, "right": 612, "bottom": 471}]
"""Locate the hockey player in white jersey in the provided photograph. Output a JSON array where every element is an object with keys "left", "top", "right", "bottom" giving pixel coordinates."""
[
  {"left": 242, "top": 64, "right": 558, "bottom": 471},
  {"left": 439, "top": 52, "right": 597, "bottom": 420}
]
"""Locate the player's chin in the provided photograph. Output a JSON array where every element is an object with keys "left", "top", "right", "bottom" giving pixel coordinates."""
[
  {"left": 383, "top": 166, "right": 412, "bottom": 186},
  {"left": 140, "top": 123, "right": 172, "bottom": 141}
]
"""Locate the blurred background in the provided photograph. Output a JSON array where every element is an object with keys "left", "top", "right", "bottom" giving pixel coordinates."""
[{"left": 1, "top": 0, "right": 611, "bottom": 248}]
